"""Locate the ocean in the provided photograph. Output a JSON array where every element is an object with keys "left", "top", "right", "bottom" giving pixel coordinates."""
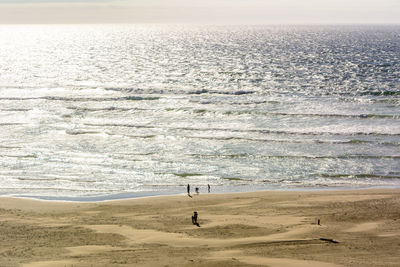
[{"left": 0, "top": 24, "right": 399, "bottom": 200}]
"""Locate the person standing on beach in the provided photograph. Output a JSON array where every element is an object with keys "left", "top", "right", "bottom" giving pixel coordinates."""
[
  {"left": 187, "top": 184, "right": 190, "bottom": 196},
  {"left": 192, "top": 211, "right": 199, "bottom": 226},
  {"left": 208, "top": 184, "right": 210, "bottom": 193}
]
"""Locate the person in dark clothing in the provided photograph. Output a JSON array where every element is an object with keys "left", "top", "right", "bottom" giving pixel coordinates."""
[
  {"left": 192, "top": 211, "right": 200, "bottom": 227},
  {"left": 187, "top": 184, "right": 191, "bottom": 197}
]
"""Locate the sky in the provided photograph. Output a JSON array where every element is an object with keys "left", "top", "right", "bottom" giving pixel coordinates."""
[{"left": 0, "top": 0, "right": 399, "bottom": 24}]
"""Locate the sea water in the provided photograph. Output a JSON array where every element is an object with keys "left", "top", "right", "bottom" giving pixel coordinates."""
[{"left": 0, "top": 25, "right": 399, "bottom": 199}]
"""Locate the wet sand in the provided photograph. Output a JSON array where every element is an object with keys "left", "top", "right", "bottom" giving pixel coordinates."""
[{"left": 1, "top": 189, "right": 400, "bottom": 266}]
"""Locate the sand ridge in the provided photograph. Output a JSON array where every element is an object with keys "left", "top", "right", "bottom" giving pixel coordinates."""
[{"left": 210, "top": 250, "right": 344, "bottom": 267}]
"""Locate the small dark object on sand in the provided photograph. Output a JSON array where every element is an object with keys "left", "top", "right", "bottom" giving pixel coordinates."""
[
  {"left": 192, "top": 211, "right": 200, "bottom": 227},
  {"left": 320, "top": 238, "right": 339, "bottom": 244}
]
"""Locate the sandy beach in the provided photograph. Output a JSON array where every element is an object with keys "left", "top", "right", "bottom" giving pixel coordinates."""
[{"left": 1, "top": 189, "right": 400, "bottom": 266}]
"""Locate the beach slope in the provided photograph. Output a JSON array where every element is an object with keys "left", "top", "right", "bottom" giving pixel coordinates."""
[{"left": 1, "top": 189, "right": 400, "bottom": 266}]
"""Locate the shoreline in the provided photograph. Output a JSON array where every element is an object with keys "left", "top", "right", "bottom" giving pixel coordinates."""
[
  {"left": 1, "top": 188, "right": 399, "bottom": 266},
  {"left": 2, "top": 184, "right": 399, "bottom": 202}
]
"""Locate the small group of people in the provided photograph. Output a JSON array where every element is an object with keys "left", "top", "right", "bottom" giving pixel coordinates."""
[
  {"left": 186, "top": 184, "right": 211, "bottom": 227},
  {"left": 187, "top": 183, "right": 210, "bottom": 197}
]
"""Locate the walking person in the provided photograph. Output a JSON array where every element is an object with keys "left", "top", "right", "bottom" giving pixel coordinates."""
[{"left": 192, "top": 211, "right": 200, "bottom": 227}]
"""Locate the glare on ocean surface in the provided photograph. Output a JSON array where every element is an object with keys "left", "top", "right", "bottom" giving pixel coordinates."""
[{"left": 0, "top": 25, "right": 399, "bottom": 199}]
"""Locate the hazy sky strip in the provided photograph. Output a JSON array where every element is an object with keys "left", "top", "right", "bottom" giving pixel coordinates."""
[{"left": 0, "top": 0, "right": 399, "bottom": 24}]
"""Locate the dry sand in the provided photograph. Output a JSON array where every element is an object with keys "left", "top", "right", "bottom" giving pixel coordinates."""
[{"left": 1, "top": 189, "right": 400, "bottom": 266}]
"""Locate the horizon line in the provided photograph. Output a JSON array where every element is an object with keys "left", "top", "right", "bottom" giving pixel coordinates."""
[{"left": 1, "top": 22, "right": 400, "bottom": 25}]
